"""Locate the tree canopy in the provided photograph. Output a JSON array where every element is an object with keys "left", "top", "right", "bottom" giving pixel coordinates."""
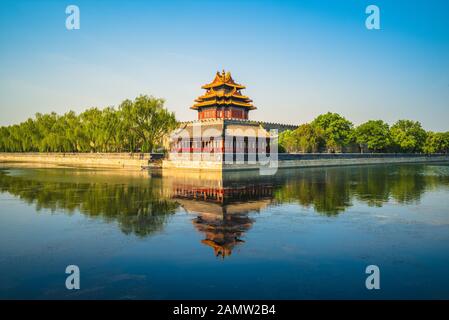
[
  {"left": 311, "top": 112, "right": 353, "bottom": 152},
  {"left": 279, "top": 124, "right": 324, "bottom": 153},
  {"left": 353, "top": 120, "right": 391, "bottom": 152},
  {"left": 423, "top": 132, "right": 449, "bottom": 154},
  {"left": 390, "top": 120, "right": 427, "bottom": 153},
  {"left": 0, "top": 95, "right": 177, "bottom": 153},
  {"left": 279, "top": 113, "right": 448, "bottom": 154}
]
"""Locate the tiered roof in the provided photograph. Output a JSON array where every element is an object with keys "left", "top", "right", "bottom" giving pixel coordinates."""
[{"left": 191, "top": 71, "right": 256, "bottom": 110}]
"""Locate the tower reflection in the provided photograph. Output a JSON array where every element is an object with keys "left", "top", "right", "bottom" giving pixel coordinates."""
[{"left": 163, "top": 170, "right": 274, "bottom": 258}]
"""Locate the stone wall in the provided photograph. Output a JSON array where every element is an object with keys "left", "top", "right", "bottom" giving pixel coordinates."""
[
  {"left": 0, "top": 152, "right": 158, "bottom": 169},
  {"left": 275, "top": 154, "right": 449, "bottom": 169},
  {"left": 2, "top": 152, "right": 448, "bottom": 171},
  {"left": 277, "top": 153, "right": 448, "bottom": 160},
  {"left": 163, "top": 153, "right": 449, "bottom": 171}
]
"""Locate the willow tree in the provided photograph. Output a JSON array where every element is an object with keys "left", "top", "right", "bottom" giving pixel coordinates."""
[
  {"left": 0, "top": 94, "right": 177, "bottom": 153},
  {"left": 119, "top": 95, "right": 177, "bottom": 152}
]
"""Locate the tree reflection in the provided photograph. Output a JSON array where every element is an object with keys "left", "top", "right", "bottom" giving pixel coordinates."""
[
  {"left": 274, "top": 168, "right": 353, "bottom": 215},
  {"left": 274, "top": 164, "right": 449, "bottom": 215},
  {"left": 0, "top": 169, "right": 179, "bottom": 237}
]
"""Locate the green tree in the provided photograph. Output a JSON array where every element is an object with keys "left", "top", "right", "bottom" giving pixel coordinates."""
[
  {"left": 294, "top": 123, "right": 324, "bottom": 153},
  {"left": 79, "top": 108, "right": 104, "bottom": 152},
  {"left": 354, "top": 120, "right": 391, "bottom": 152},
  {"left": 444, "top": 132, "right": 449, "bottom": 153},
  {"left": 34, "top": 112, "right": 59, "bottom": 152},
  {"left": 119, "top": 95, "right": 177, "bottom": 152},
  {"left": 0, "top": 94, "right": 177, "bottom": 153},
  {"left": 63, "top": 111, "right": 84, "bottom": 152},
  {"left": 311, "top": 112, "right": 353, "bottom": 153},
  {"left": 0, "top": 127, "right": 9, "bottom": 151},
  {"left": 390, "top": 120, "right": 427, "bottom": 153},
  {"left": 279, "top": 130, "right": 297, "bottom": 153},
  {"left": 423, "top": 131, "right": 448, "bottom": 154},
  {"left": 99, "top": 107, "right": 120, "bottom": 152},
  {"left": 279, "top": 124, "right": 324, "bottom": 153}
]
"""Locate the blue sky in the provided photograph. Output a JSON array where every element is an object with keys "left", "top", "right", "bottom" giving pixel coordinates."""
[{"left": 0, "top": 0, "right": 448, "bottom": 131}]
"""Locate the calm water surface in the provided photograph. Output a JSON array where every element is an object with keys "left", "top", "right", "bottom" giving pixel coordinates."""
[{"left": 1, "top": 162, "right": 449, "bottom": 299}]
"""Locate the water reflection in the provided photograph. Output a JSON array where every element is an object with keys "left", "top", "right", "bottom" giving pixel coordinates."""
[
  {"left": 1, "top": 163, "right": 449, "bottom": 257},
  {"left": 0, "top": 167, "right": 179, "bottom": 237},
  {"left": 193, "top": 212, "right": 253, "bottom": 258},
  {"left": 164, "top": 171, "right": 274, "bottom": 257},
  {"left": 274, "top": 164, "right": 449, "bottom": 215}
]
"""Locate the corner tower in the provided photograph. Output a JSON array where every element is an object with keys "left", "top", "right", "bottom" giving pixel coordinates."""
[{"left": 191, "top": 71, "right": 256, "bottom": 120}]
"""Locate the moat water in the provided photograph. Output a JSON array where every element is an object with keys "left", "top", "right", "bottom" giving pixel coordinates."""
[{"left": 0, "top": 162, "right": 449, "bottom": 299}]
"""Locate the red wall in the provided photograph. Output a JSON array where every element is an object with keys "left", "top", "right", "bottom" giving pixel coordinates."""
[{"left": 198, "top": 107, "right": 248, "bottom": 120}]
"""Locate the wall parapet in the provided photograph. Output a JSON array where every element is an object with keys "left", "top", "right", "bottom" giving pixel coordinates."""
[
  {"left": 0, "top": 152, "right": 164, "bottom": 169},
  {"left": 278, "top": 153, "right": 449, "bottom": 160}
]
